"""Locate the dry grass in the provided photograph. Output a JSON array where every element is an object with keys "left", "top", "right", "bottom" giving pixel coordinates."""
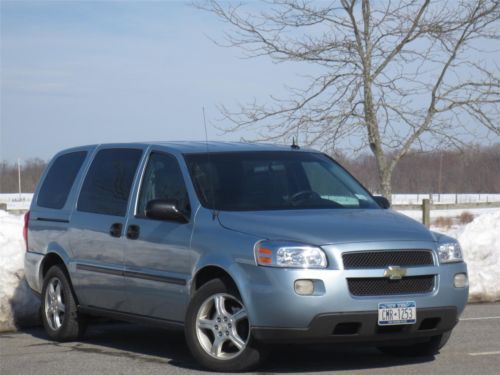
[
  {"left": 459, "top": 211, "right": 475, "bottom": 224},
  {"left": 433, "top": 216, "right": 453, "bottom": 229}
]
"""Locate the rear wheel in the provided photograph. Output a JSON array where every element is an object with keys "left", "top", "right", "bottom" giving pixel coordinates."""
[
  {"left": 41, "top": 265, "right": 86, "bottom": 341},
  {"left": 185, "top": 279, "right": 266, "bottom": 371},
  {"left": 378, "top": 332, "right": 451, "bottom": 357}
]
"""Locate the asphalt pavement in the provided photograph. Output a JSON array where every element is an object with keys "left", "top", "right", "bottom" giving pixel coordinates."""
[{"left": 1, "top": 303, "right": 499, "bottom": 375}]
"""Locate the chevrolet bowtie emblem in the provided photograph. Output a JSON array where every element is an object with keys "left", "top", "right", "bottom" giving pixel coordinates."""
[{"left": 384, "top": 265, "right": 407, "bottom": 280}]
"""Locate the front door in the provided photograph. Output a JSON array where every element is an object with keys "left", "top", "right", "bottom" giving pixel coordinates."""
[{"left": 122, "top": 151, "right": 195, "bottom": 322}]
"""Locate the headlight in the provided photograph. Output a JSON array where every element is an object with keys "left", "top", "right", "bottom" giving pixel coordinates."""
[
  {"left": 438, "top": 242, "right": 463, "bottom": 263},
  {"left": 254, "top": 240, "right": 327, "bottom": 269}
]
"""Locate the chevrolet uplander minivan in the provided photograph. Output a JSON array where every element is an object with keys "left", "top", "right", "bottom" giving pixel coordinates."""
[{"left": 24, "top": 142, "right": 468, "bottom": 371}]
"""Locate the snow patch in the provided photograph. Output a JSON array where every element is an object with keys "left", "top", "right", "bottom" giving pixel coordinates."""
[
  {"left": 457, "top": 211, "right": 500, "bottom": 302},
  {"left": 0, "top": 211, "right": 40, "bottom": 332}
]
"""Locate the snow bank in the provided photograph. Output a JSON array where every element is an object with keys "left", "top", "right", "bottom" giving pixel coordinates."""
[
  {"left": 0, "top": 211, "right": 40, "bottom": 332},
  {"left": 457, "top": 211, "right": 500, "bottom": 302}
]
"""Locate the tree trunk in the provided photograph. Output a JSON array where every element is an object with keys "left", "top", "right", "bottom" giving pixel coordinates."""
[{"left": 380, "top": 170, "right": 392, "bottom": 200}]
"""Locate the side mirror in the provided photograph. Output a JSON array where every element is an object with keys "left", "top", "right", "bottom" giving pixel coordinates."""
[
  {"left": 145, "top": 200, "right": 189, "bottom": 223},
  {"left": 374, "top": 196, "right": 391, "bottom": 209}
]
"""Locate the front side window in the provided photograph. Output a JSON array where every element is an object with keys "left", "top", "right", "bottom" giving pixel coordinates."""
[
  {"left": 136, "top": 152, "right": 190, "bottom": 217},
  {"left": 38, "top": 151, "right": 87, "bottom": 209},
  {"left": 184, "top": 151, "right": 378, "bottom": 211},
  {"left": 77, "top": 148, "right": 143, "bottom": 216}
]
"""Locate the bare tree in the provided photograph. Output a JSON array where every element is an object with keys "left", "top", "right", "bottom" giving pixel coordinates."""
[{"left": 197, "top": 0, "right": 500, "bottom": 198}]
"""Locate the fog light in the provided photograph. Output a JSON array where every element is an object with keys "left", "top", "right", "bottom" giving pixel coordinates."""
[
  {"left": 454, "top": 273, "right": 468, "bottom": 288},
  {"left": 294, "top": 279, "right": 314, "bottom": 295}
]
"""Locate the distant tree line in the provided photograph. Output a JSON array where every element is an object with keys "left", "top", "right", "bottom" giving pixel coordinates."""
[
  {"left": 0, "top": 159, "right": 47, "bottom": 193},
  {"left": 335, "top": 143, "right": 500, "bottom": 194},
  {"left": 0, "top": 144, "right": 498, "bottom": 194}
]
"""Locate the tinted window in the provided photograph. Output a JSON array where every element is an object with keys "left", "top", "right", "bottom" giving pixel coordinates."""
[
  {"left": 137, "top": 152, "right": 190, "bottom": 217},
  {"left": 37, "top": 151, "right": 87, "bottom": 209},
  {"left": 77, "top": 148, "right": 143, "bottom": 216},
  {"left": 185, "top": 151, "right": 378, "bottom": 211}
]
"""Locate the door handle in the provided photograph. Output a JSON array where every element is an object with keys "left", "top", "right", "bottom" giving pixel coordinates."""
[
  {"left": 109, "top": 223, "right": 122, "bottom": 238},
  {"left": 126, "top": 224, "right": 140, "bottom": 240}
]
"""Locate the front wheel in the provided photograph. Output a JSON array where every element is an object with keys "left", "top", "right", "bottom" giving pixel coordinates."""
[{"left": 185, "top": 279, "right": 266, "bottom": 371}]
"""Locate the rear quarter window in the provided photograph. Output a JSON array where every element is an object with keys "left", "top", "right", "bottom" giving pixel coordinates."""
[
  {"left": 37, "top": 151, "right": 87, "bottom": 209},
  {"left": 77, "top": 148, "right": 143, "bottom": 216}
]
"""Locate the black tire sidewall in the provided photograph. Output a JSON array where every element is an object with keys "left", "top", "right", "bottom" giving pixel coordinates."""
[{"left": 185, "top": 278, "right": 265, "bottom": 372}]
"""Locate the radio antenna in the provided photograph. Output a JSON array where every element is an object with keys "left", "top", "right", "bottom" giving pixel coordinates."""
[
  {"left": 202, "top": 106, "right": 209, "bottom": 147},
  {"left": 202, "top": 107, "right": 217, "bottom": 219}
]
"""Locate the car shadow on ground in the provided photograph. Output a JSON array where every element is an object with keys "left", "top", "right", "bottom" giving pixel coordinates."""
[{"left": 25, "top": 322, "right": 435, "bottom": 373}]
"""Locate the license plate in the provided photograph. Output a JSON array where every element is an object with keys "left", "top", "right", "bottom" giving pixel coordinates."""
[{"left": 378, "top": 301, "right": 416, "bottom": 325}]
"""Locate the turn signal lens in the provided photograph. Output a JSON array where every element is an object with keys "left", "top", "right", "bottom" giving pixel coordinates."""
[{"left": 257, "top": 246, "right": 273, "bottom": 264}]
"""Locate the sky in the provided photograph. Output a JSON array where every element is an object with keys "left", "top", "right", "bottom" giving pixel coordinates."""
[
  {"left": 0, "top": 0, "right": 309, "bottom": 162},
  {"left": 1, "top": 1, "right": 498, "bottom": 164}
]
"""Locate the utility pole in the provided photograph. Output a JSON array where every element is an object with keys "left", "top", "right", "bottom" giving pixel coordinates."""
[
  {"left": 17, "top": 158, "right": 22, "bottom": 199},
  {"left": 437, "top": 153, "right": 443, "bottom": 202}
]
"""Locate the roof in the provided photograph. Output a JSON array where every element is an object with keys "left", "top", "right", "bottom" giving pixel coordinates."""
[
  {"left": 57, "top": 141, "right": 318, "bottom": 156},
  {"left": 150, "top": 141, "right": 315, "bottom": 154}
]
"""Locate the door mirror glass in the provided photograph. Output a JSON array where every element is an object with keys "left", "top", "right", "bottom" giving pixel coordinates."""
[{"left": 145, "top": 199, "right": 189, "bottom": 223}]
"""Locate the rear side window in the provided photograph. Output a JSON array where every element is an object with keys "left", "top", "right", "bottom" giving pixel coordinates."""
[
  {"left": 77, "top": 148, "right": 143, "bottom": 216},
  {"left": 37, "top": 151, "right": 87, "bottom": 209}
]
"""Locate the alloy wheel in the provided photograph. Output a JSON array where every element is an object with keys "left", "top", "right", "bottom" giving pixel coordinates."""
[{"left": 195, "top": 293, "right": 249, "bottom": 360}]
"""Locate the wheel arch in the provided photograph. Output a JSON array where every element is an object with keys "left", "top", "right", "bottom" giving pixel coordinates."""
[
  {"left": 40, "top": 249, "right": 79, "bottom": 304},
  {"left": 192, "top": 265, "right": 239, "bottom": 295},
  {"left": 41, "top": 252, "right": 68, "bottom": 279}
]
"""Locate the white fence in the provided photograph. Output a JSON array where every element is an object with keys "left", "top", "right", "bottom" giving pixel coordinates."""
[
  {"left": 391, "top": 193, "right": 500, "bottom": 205},
  {"left": 0, "top": 193, "right": 33, "bottom": 211}
]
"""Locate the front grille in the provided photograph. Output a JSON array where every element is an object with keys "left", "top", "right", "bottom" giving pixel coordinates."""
[
  {"left": 347, "top": 276, "right": 435, "bottom": 296},
  {"left": 342, "top": 250, "right": 433, "bottom": 269}
]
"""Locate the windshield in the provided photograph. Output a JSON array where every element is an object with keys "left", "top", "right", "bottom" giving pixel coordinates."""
[{"left": 184, "top": 151, "right": 379, "bottom": 211}]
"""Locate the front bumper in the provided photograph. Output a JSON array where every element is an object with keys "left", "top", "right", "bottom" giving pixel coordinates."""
[
  {"left": 252, "top": 306, "right": 457, "bottom": 344},
  {"left": 235, "top": 241, "right": 468, "bottom": 329}
]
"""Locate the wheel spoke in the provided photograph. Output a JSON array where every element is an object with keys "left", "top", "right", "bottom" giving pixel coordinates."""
[
  {"left": 56, "top": 302, "right": 66, "bottom": 313},
  {"left": 230, "top": 307, "right": 247, "bottom": 322},
  {"left": 197, "top": 318, "right": 213, "bottom": 331},
  {"left": 48, "top": 310, "right": 56, "bottom": 329},
  {"left": 54, "top": 312, "right": 62, "bottom": 328},
  {"left": 214, "top": 295, "right": 228, "bottom": 316},
  {"left": 48, "top": 283, "right": 56, "bottom": 299},
  {"left": 229, "top": 332, "right": 245, "bottom": 350},
  {"left": 55, "top": 282, "right": 62, "bottom": 299},
  {"left": 210, "top": 336, "right": 226, "bottom": 356}
]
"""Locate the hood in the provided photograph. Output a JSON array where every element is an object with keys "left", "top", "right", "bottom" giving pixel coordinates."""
[{"left": 217, "top": 208, "right": 434, "bottom": 245}]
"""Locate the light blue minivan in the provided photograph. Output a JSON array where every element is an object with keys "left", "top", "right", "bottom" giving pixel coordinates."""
[{"left": 24, "top": 142, "right": 468, "bottom": 371}]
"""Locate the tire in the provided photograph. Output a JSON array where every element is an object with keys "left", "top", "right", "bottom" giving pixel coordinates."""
[
  {"left": 184, "top": 278, "right": 267, "bottom": 372},
  {"left": 41, "top": 265, "right": 86, "bottom": 341},
  {"left": 378, "top": 333, "right": 450, "bottom": 357}
]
